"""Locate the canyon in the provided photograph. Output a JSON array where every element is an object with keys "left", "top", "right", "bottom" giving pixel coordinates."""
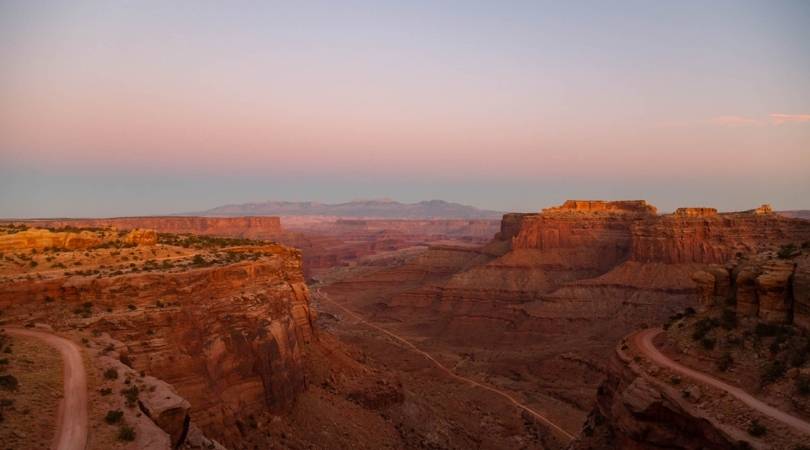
[{"left": 1, "top": 200, "right": 809, "bottom": 449}]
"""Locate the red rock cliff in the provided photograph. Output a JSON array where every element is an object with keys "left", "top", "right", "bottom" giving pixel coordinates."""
[
  {"left": 12, "top": 216, "right": 283, "bottom": 240},
  {"left": 630, "top": 210, "right": 810, "bottom": 264},
  {"left": 0, "top": 244, "right": 312, "bottom": 445}
]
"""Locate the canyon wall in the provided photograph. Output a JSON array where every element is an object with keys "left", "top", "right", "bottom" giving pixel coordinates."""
[
  {"left": 9, "top": 216, "right": 283, "bottom": 239},
  {"left": 691, "top": 251, "right": 810, "bottom": 328},
  {"left": 569, "top": 345, "right": 747, "bottom": 449},
  {"left": 0, "top": 244, "right": 313, "bottom": 446},
  {"left": 0, "top": 227, "right": 157, "bottom": 251},
  {"left": 631, "top": 206, "right": 810, "bottom": 264}
]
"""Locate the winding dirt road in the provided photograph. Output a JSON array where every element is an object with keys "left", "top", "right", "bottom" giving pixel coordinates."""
[
  {"left": 6, "top": 327, "right": 88, "bottom": 450},
  {"left": 316, "top": 290, "right": 576, "bottom": 442},
  {"left": 632, "top": 328, "right": 810, "bottom": 436}
]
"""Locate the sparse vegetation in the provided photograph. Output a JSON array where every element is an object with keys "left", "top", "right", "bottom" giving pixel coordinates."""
[
  {"left": 777, "top": 243, "right": 798, "bottom": 259},
  {"left": 692, "top": 317, "right": 719, "bottom": 341},
  {"left": 0, "top": 375, "right": 19, "bottom": 390},
  {"left": 747, "top": 419, "right": 766, "bottom": 437},
  {"left": 103, "top": 368, "right": 118, "bottom": 380},
  {"left": 721, "top": 309, "right": 737, "bottom": 330},
  {"left": 717, "top": 352, "right": 734, "bottom": 371},
  {"left": 701, "top": 337, "right": 716, "bottom": 350},
  {"left": 117, "top": 425, "right": 136, "bottom": 441},
  {"left": 797, "top": 374, "right": 810, "bottom": 396},
  {"left": 104, "top": 409, "right": 124, "bottom": 424},
  {"left": 760, "top": 360, "right": 786, "bottom": 386},
  {"left": 121, "top": 385, "right": 139, "bottom": 407}
]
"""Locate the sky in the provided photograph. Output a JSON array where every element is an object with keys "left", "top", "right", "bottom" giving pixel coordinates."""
[{"left": 1, "top": 0, "right": 809, "bottom": 217}]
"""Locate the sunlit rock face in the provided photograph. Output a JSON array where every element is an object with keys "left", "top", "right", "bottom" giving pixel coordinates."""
[
  {"left": 0, "top": 243, "right": 313, "bottom": 445},
  {"left": 9, "top": 216, "right": 284, "bottom": 240}
]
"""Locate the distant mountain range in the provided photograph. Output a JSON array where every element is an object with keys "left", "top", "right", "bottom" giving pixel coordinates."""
[{"left": 188, "top": 199, "right": 505, "bottom": 220}]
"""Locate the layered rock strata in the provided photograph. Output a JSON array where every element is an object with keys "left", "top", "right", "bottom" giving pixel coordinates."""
[
  {"left": 0, "top": 244, "right": 313, "bottom": 445},
  {"left": 8, "top": 216, "right": 283, "bottom": 239}
]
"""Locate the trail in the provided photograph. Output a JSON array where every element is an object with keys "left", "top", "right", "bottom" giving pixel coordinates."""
[
  {"left": 6, "top": 327, "right": 88, "bottom": 450},
  {"left": 316, "top": 290, "right": 576, "bottom": 442},
  {"left": 632, "top": 328, "right": 810, "bottom": 435}
]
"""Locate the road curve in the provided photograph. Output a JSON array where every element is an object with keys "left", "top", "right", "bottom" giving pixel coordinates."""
[
  {"left": 316, "top": 290, "right": 576, "bottom": 442},
  {"left": 6, "top": 327, "right": 88, "bottom": 450},
  {"left": 632, "top": 328, "right": 810, "bottom": 436}
]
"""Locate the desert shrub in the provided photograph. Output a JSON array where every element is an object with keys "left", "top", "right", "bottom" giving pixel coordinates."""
[
  {"left": 29, "top": 260, "right": 38, "bottom": 268},
  {"left": 0, "top": 375, "right": 19, "bottom": 390},
  {"left": 747, "top": 419, "right": 766, "bottom": 437},
  {"left": 121, "top": 385, "right": 139, "bottom": 407},
  {"left": 721, "top": 309, "right": 737, "bottom": 330},
  {"left": 99, "top": 387, "right": 112, "bottom": 396},
  {"left": 760, "top": 360, "right": 786, "bottom": 385},
  {"left": 0, "top": 358, "right": 8, "bottom": 365},
  {"left": 717, "top": 352, "right": 734, "bottom": 371},
  {"left": 118, "top": 425, "right": 136, "bottom": 441},
  {"left": 778, "top": 243, "right": 798, "bottom": 259},
  {"left": 105, "top": 409, "right": 124, "bottom": 424},
  {"left": 127, "top": 304, "right": 136, "bottom": 311},
  {"left": 692, "top": 317, "right": 719, "bottom": 341},
  {"left": 797, "top": 375, "right": 810, "bottom": 396},
  {"left": 103, "top": 368, "right": 118, "bottom": 380},
  {"left": 670, "top": 376, "right": 681, "bottom": 385},
  {"left": 701, "top": 337, "right": 716, "bottom": 350},
  {"left": 755, "top": 323, "right": 787, "bottom": 338}
]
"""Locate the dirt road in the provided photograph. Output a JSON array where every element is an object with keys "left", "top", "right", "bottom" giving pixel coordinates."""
[
  {"left": 6, "top": 327, "right": 88, "bottom": 450},
  {"left": 316, "top": 290, "right": 576, "bottom": 442},
  {"left": 632, "top": 328, "right": 810, "bottom": 435}
]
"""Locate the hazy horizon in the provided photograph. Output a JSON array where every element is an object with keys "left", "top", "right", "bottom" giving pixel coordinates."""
[{"left": 2, "top": 1, "right": 809, "bottom": 217}]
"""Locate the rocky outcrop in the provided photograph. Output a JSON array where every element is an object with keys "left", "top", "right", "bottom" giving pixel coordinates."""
[
  {"left": 630, "top": 210, "right": 810, "bottom": 264},
  {"left": 0, "top": 244, "right": 313, "bottom": 445},
  {"left": 10, "top": 216, "right": 283, "bottom": 239},
  {"left": 689, "top": 252, "right": 810, "bottom": 327},
  {"left": 569, "top": 344, "right": 751, "bottom": 449},
  {"left": 541, "top": 200, "right": 657, "bottom": 215},
  {"left": 795, "top": 255, "right": 810, "bottom": 329},
  {"left": 674, "top": 207, "right": 717, "bottom": 217},
  {"left": 0, "top": 227, "right": 157, "bottom": 251}
]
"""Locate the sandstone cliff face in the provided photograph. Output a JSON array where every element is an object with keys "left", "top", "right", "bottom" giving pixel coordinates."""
[
  {"left": 569, "top": 348, "right": 747, "bottom": 450},
  {"left": 0, "top": 245, "right": 313, "bottom": 445},
  {"left": 630, "top": 210, "right": 810, "bottom": 264},
  {"left": 11, "top": 216, "right": 283, "bottom": 239},
  {"left": 0, "top": 227, "right": 157, "bottom": 251},
  {"left": 691, "top": 250, "right": 810, "bottom": 327},
  {"left": 542, "top": 200, "right": 657, "bottom": 215}
]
